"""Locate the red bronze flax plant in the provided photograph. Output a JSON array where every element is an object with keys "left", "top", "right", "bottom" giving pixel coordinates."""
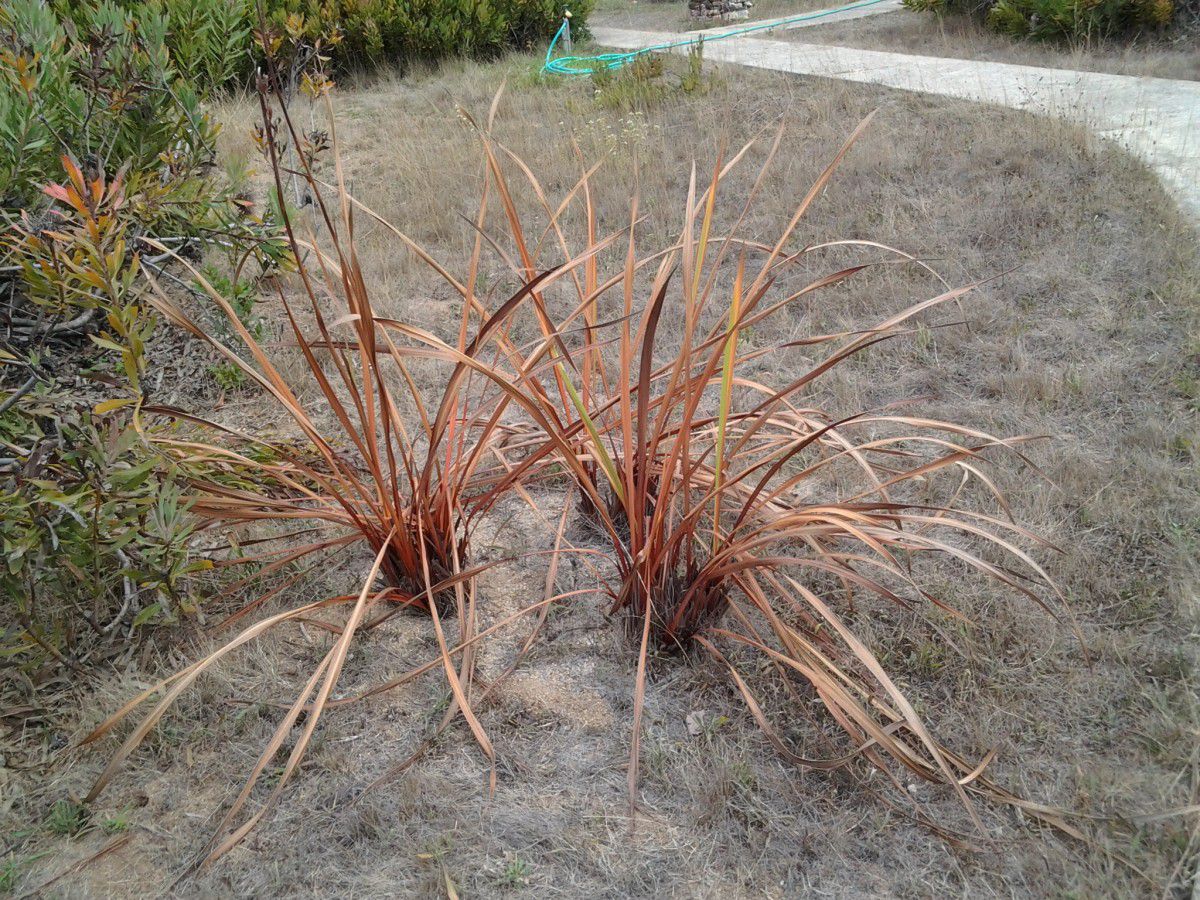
[
  {"left": 80, "top": 92, "right": 1078, "bottom": 864},
  {"left": 473, "top": 116, "right": 1076, "bottom": 834},
  {"left": 79, "top": 91, "right": 614, "bottom": 865}
]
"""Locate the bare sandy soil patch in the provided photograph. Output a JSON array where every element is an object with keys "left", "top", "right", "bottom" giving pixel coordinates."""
[{"left": 3, "top": 52, "right": 1198, "bottom": 898}]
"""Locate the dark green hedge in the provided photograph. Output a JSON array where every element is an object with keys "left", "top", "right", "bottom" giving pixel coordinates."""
[{"left": 903, "top": 0, "right": 1175, "bottom": 41}]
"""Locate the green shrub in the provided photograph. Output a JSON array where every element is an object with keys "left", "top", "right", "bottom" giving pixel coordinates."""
[
  {"left": 8, "top": 160, "right": 153, "bottom": 398},
  {"left": 0, "top": 0, "right": 218, "bottom": 206},
  {"left": 903, "top": 0, "right": 1175, "bottom": 39},
  {"left": 504, "top": 0, "right": 590, "bottom": 49},
  {"left": 50, "top": 0, "right": 255, "bottom": 96},
  {"left": 261, "top": 0, "right": 591, "bottom": 69},
  {"left": 986, "top": 0, "right": 1173, "bottom": 38},
  {"left": 150, "top": 0, "right": 255, "bottom": 91},
  {"left": 1, "top": 1, "right": 284, "bottom": 386},
  {"left": 0, "top": 379, "right": 209, "bottom": 675},
  {"left": 21, "top": 0, "right": 591, "bottom": 107},
  {"left": 0, "top": 1, "right": 284, "bottom": 685}
]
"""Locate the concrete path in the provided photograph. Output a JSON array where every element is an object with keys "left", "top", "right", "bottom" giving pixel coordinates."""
[{"left": 591, "top": 24, "right": 1200, "bottom": 220}]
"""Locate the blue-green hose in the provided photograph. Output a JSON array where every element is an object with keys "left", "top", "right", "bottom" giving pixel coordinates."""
[{"left": 543, "top": 0, "right": 893, "bottom": 76}]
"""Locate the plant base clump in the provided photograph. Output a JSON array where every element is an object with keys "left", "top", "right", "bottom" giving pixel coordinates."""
[{"left": 622, "top": 562, "right": 729, "bottom": 652}]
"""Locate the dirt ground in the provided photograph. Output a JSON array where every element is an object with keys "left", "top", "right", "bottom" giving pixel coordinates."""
[{"left": 2, "top": 53, "right": 1198, "bottom": 898}]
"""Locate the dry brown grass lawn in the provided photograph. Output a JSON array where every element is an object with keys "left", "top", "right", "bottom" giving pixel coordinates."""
[
  {"left": 780, "top": 7, "right": 1200, "bottom": 80},
  {"left": 3, "top": 51, "right": 1198, "bottom": 897}
]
